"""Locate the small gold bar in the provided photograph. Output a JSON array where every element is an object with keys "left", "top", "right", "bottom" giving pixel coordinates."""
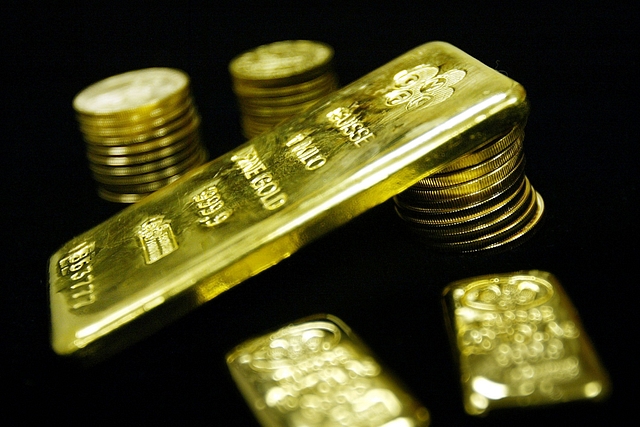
[
  {"left": 226, "top": 314, "right": 431, "bottom": 426},
  {"left": 442, "top": 270, "right": 611, "bottom": 415},
  {"left": 49, "top": 41, "right": 529, "bottom": 358}
]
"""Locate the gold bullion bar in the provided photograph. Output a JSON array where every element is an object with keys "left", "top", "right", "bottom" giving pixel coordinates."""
[
  {"left": 226, "top": 314, "right": 431, "bottom": 427},
  {"left": 49, "top": 41, "right": 529, "bottom": 359},
  {"left": 442, "top": 270, "right": 611, "bottom": 415}
]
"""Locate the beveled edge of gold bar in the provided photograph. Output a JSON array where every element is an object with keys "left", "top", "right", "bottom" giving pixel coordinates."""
[
  {"left": 225, "top": 314, "right": 431, "bottom": 426},
  {"left": 49, "top": 41, "right": 530, "bottom": 360},
  {"left": 442, "top": 270, "right": 611, "bottom": 416}
]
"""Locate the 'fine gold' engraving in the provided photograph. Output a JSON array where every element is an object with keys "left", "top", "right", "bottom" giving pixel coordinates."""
[
  {"left": 49, "top": 42, "right": 530, "bottom": 358},
  {"left": 226, "top": 314, "right": 430, "bottom": 426},
  {"left": 232, "top": 145, "right": 288, "bottom": 210},
  {"left": 137, "top": 216, "right": 178, "bottom": 264},
  {"left": 442, "top": 270, "right": 611, "bottom": 415}
]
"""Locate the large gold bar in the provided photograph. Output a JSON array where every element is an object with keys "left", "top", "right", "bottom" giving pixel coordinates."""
[
  {"left": 49, "top": 41, "right": 529, "bottom": 359},
  {"left": 226, "top": 314, "right": 431, "bottom": 426},
  {"left": 442, "top": 270, "right": 611, "bottom": 415}
]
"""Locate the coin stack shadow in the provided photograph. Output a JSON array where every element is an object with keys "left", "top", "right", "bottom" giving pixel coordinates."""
[
  {"left": 393, "top": 124, "right": 544, "bottom": 252},
  {"left": 73, "top": 68, "right": 209, "bottom": 203},
  {"left": 229, "top": 40, "right": 339, "bottom": 139}
]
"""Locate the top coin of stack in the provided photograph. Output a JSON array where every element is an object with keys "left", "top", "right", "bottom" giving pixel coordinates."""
[
  {"left": 394, "top": 123, "right": 544, "bottom": 252},
  {"left": 229, "top": 40, "right": 339, "bottom": 139},
  {"left": 73, "top": 68, "right": 208, "bottom": 203}
]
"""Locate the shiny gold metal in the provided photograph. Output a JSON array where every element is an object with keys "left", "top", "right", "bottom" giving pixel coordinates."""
[
  {"left": 74, "top": 68, "right": 190, "bottom": 115},
  {"left": 49, "top": 41, "right": 529, "bottom": 359},
  {"left": 226, "top": 314, "right": 431, "bottom": 427},
  {"left": 229, "top": 40, "right": 334, "bottom": 86},
  {"left": 230, "top": 40, "right": 339, "bottom": 139},
  {"left": 394, "top": 119, "right": 543, "bottom": 252},
  {"left": 73, "top": 67, "right": 208, "bottom": 202},
  {"left": 442, "top": 270, "right": 611, "bottom": 415}
]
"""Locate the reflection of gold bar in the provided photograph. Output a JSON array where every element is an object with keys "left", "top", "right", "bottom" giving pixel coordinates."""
[
  {"left": 442, "top": 270, "right": 611, "bottom": 415},
  {"left": 226, "top": 314, "right": 431, "bottom": 426},
  {"left": 49, "top": 41, "right": 530, "bottom": 359}
]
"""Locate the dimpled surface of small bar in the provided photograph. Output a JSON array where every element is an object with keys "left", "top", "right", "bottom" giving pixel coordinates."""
[
  {"left": 442, "top": 270, "right": 611, "bottom": 415},
  {"left": 226, "top": 314, "right": 431, "bottom": 426}
]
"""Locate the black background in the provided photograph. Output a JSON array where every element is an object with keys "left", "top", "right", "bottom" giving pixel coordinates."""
[{"left": 4, "top": 1, "right": 636, "bottom": 425}]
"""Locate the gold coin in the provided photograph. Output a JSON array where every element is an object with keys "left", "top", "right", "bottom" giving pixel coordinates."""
[
  {"left": 78, "top": 98, "right": 194, "bottom": 137},
  {"left": 98, "top": 149, "right": 207, "bottom": 194},
  {"left": 481, "top": 190, "right": 545, "bottom": 251},
  {"left": 418, "top": 137, "right": 523, "bottom": 188},
  {"left": 238, "top": 96, "right": 324, "bottom": 118},
  {"left": 439, "top": 125, "right": 524, "bottom": 173},
  {"left": 88, "top": 137, "right": 201, "bottom": 176},
  {"left": 395, "top": 175, "right": 525, "bottom": 226},
  {"left": 240, "top": 117, "right": 279, "bottom": 139},
  {"left": 91, "top": 145, "right": 207, "bottom": 185},
  {"left": 81, "top": 106, "right": 198, "bottom": 145},
  {"left": 422, "top": 185, "right": 543, "bottom": 252},
  {"left": 229, "top": 40, "right": 334, "bottom": 87},
  {"left": 232, "top": 71, "right": 338, "bottom": 98},
  {"left": 84, "top": 115, "right": 201, "bottom": 155},
  {"left": 235, "top": 79, "right": 337, "bottom": 108},
  {"left": 240, "top": 112, "right": 293, "bottom": 125},
  {"left": 409, "top": 151, "right": 525, "bottom": 201},
  {"left": 397, "top": 155, "right": 526, "bottom": 209},
  {"left": 75, "top": 90, "right": 192, "bottom": 128},
  {"left": 86, "top": 131, "right": 198, "bottom": 166},
  {"left": 412, "top": 177, "right": 533, "bottom": 241},
  {"left": 97, "top": 187, "right": 152, "bottom": 203},
  {"left": 73, "top": 68, "right": 190, "bottom": 118}
]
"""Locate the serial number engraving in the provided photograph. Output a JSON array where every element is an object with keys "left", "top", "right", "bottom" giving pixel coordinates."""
[
  {"left": 137, "top": 216, "right": 178, "bottom": 264},
  {"left": 326, "top": 104, "right": 374, "bottom": 147},
  {"left": 285, "top": 133, "right": 326, "bottom": 170},
  {"left": 231, "top": 145, "right": 288, "bottom": 210},
  {"left": 192, "top": 185, "right": 233, "bottom": 227},
  {"left": 58, "top": 241, "right": 97, "bottom": 309},
  {"left": 385, "top": 64, "right": 466, "bottom": 110}
]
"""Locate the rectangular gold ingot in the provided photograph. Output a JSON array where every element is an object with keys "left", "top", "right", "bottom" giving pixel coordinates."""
[
  {"left": 442, "top": 270, "right": 611, "bottom": 415},
  {"left": 49, "top": 41, "right": 529, "bottom": 358},
  {"left": 226, "top": 314, "right": 431, "bottom": 426}
]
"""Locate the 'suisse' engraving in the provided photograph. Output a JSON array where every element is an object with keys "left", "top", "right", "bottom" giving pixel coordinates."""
[
  {"left": 58, "top": 241, "right": 97, "bottom": 309},
  {"left": 137, "top": 216, "right": 178, "bottom": 264},
  {"left": 192, "top": 185, "right": 233, "bottom": 227},
  {"left": 326, "top": 103, "right": 374, "bottom": 147},
  {"left": 231, "top": 144, "right": 288, "bottom": 210}
]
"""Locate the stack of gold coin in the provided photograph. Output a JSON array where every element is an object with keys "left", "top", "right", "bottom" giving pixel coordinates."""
[
  {"left": 73, "top": 67, "right": 208, "bottom": 203},
  {"left": 394, "top": 124, "right": 544, "bottom": 252},
  {"left": 229, "top": 40, "right": 339, "bottom": 139}
]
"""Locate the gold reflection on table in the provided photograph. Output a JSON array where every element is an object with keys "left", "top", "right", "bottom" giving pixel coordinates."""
[
  {"left": 226, "top": 314, "right": 430, "bottom": 426},
  {"left": 442, "top": 270, "right": 610, "bottom": 415}
]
